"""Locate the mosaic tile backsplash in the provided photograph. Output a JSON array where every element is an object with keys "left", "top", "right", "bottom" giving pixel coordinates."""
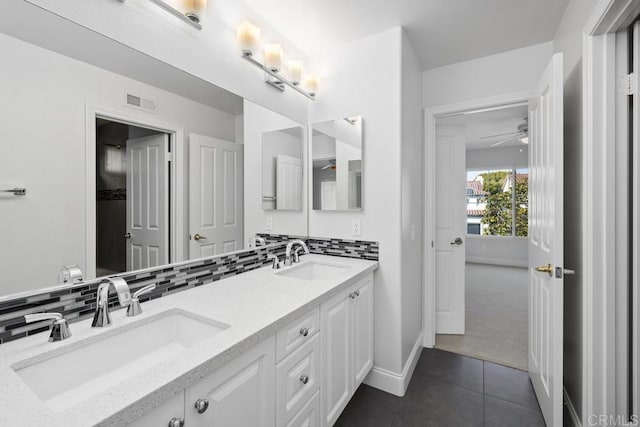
[
  {"left": 0, "top": 235, "right": 378, "bottom": 345},
  {"left": 259, "top": 234, "right": 379, "bottom": 261}
]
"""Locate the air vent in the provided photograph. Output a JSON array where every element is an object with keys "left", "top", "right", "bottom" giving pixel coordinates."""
[{"left": 125, "top": 93, "right": 157, "bottom": 112}]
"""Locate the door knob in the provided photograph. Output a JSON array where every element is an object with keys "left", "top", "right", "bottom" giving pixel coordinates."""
[
  {"left": 193, "top": 233, "right": 207, "bottom": 241},
  {"left": 535, "top": 264, "right": 553, "bottom": 277},
  {"left": 299, "top": 375, "right": 309, "bottom": 385},
  {"left": 167, "top": 418, "right": 184, "bottom": 427},
  {"left": 194, "top": 398, "right": 209, "bottom": 414},
  {"left": 124, "top": 233, "right": 132, "bottom": 239},
  {"left": 450, "top": 237, "right": 463, "bottom": 245}
]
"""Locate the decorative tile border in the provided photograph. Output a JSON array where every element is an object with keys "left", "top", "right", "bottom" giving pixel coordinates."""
[
  {"left": 0, "top": 234, "right": 379, "bottom": 346},
  {"left": 258, "top": 234, "right": 379, "bottom": 261},
  {"left": 0, "top": 243, "right": 287, "bottom": 345}
]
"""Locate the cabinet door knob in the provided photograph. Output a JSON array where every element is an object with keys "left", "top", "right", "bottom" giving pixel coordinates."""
[
  {"left": 299, "top": 375, "right": 309, "bottom": 385},
  {"left": 354, "top": 290, "right": 360, "bottom": 297},
  {"left": 168, "top": 417, "right": 184, "bottom": 427},
  {"left": 349, "top": 292, "right": 356, "bottom": 299},
  {"left": 299, "top": 327, "right": 309, "bottom": 337},
  {"left": 194, "top": 398, "right": 209, "bottom": 414}
]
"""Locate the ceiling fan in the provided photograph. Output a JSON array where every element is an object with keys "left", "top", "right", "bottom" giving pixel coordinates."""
[
  {"left": 480, "top": 117, "right": 529, "bottom": 147},
  {"left": 321, "top": 159, "right": 337, "bottom": 170}
]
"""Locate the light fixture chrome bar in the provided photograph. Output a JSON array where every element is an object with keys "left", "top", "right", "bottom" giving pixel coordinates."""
[
  {"left": 119, "top": 0, "right": 202, "bottom": 30},
  {"left": 241, "top": 53, "right": 315, "bottom": 100},
  {"left": 2, "top": 188, "right": 26, "bottom": 196}
]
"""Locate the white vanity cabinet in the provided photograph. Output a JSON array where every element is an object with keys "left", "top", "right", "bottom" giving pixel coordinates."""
[
  {"left": 184, "top": 336, "right": 276, "bottom": 427},
  {"left": 320, "top": 273, "right": 374, "bottom": 427}
]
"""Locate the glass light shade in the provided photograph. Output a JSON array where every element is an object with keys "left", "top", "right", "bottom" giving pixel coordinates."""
[
  {"left": 237, "top": 21, "right": 261, "bottom": 56},
  {"left": 305, "top": 73, "right": 319, "bottom": 95},
  {"left": 264, "top": 44, "right": 284, "bottom": 72},
  {"left": 288, "top": 60, "right": 303, "bottom": 85}
]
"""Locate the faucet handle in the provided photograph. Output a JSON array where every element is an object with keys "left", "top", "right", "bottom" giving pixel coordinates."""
[
  {"left": 293, "top": 246, "right": 305, "bottom": 263},
  {"left": 267, "top": 254, "right": 281, "bottom": 270},
  {"left": 24, "top": 312, "right": 72, "bottom": 342},
  {"left": 58, "top": 265, "right": 83, "bottom": 284},
  {"left": 127, "top": 284, "right": 156, "bottom": 317}
]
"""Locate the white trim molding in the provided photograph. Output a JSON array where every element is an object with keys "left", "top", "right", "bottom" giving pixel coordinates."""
[
  {"left": 364, "top": 332, "right": 423, "bottom": 396},
  {"left": 422, "top": 90, "right": 533, "bottom": 348},
  {"left": 582, "top": 0, "right": 640, "bottom": 422},
  {"left": 85, "top": 104, "right": 186, "bottom": 280}
]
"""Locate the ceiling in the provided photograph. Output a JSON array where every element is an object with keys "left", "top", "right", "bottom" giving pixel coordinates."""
[
  {"left": 241, "top": 0, "right": 568, "bottom": 70},
  {"left": 436, "top": 103, "right": 529, "bottom": 150}
]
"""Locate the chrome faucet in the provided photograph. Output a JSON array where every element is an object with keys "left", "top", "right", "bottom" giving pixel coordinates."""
[
  {"left": 92, "top": 277, "right": 132, "bottom": 327},
  {"left": 126, "top": 284, "right": 156, "bottom": 317},
  {"left": 248, "top": 236, "right": 266, "bottom": 248},
  {"left": 24, "top": 312, "right": 72, "bottom": 342},
  {"left": 285, "top": 240, "right": 309, "bottom": 266},
  {"left": 58, "top": 265, "right": 83, "bottom": 285},
  {"left": 267, "top": 253, "right": 282, "bottom": 269}
]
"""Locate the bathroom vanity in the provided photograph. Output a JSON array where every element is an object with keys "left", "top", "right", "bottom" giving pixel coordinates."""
[{"left": 0, "top": 255, "right": 377, "bottom": 426}]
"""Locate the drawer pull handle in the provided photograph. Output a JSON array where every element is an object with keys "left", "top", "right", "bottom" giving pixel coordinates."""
[
  {"left": 168, "top": 418, "right": 184, "bottom": 427},
  {"left": 194, "top": 398, "right": 209, "bottom": 414},
  {"left": 299, "top": 327, "right": 309, "bottom": 337},
  {"left": 299, "top": 375, "right": 309, "bottom": 385},
  {"left": 354, "top": 290, "right": 360, "bottom": 297},
  {"left": 349, "top": 292, "right": 356, "bottom": 299}
]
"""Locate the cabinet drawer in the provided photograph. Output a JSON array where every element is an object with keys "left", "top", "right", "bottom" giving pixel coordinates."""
[
  {"left": 276, "top": 307, "right": 319, "bottom": 361},
  {"left": 285, "top": 391, "right": 320, "bottom": 427},
  {"left": 277, "top": 334, "right": 320, "bottom": 426}
]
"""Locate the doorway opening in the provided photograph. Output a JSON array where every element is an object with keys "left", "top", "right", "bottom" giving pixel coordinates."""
[
  {"left": 433, "top": 102, "right": 530, "bottom": 371},
  {"left": 95, "top": 118, "right": 171, "bottom": 277}
]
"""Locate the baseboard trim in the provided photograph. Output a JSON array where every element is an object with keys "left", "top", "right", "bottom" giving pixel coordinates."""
[
  {"left": 563, "top": 386, "right": 582, "bottom": 427},
  {"left": 466, "top": 256, "right": 527, "bottom": 268},
  {"left": 364, "top": 332, "right": 423, "bottom": 397}
]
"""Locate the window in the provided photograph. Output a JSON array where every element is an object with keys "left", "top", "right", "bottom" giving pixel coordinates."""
[{"left": 466, "top": 168, "right": 528, "bottom": 237}]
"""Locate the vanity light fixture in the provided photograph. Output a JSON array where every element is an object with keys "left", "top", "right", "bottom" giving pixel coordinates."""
[
  {"left": 236, "top": 21, "right": 317, "bottom": 100},
  {"left": 118, "top": 0, "right": 205, "bottom": 30}
]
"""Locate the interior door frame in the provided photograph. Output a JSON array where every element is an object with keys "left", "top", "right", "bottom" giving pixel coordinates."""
[
  {"left": 583, "top": 0, "right": 640, "bottom": 421},
  {"left": 85, "top": 104, "right": 186, "bottom": 279},
  {"left": 423, "top": 90, "right": 532, "bottom": 348}
]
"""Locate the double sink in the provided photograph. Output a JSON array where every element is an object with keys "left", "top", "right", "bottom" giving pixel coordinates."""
[{"left": 10, "top": 259, "right": 349, "bottom": 412}]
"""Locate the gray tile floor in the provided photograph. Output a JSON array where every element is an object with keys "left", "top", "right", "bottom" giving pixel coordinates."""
[{"left": 335, "top": 348, "right": 546, "bottom": 427}]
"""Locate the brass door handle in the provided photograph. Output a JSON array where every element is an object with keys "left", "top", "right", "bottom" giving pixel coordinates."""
[
  {"left": 124, "top": 233, "right": 132, "bottom": 239},
  {"left": 193, "top": 233, "right": 207, "bottom": 241},
  {"left": 535, "top": 264, "right": 553, "bottom": 277}
]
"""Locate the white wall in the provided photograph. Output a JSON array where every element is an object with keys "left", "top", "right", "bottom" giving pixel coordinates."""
[
  {"left": 423, "top": 42, "right": 554, "bottom": 109},
  {"left": 553, "top": 0, "right": 600, "bottom": 421},
  {"left": 0, "top": 33, "right": 237, "bottom": 295},
  {"left": 309, "top": 27, "right": 405, "bottom": 380},
  {"left": 465, "top": 146, "right": 529, "bottom": 267},
  {"left": 14, "top": 0, "right": 308, "bottom": 125},
  {"left": 244, "top": 101, "right": 308, "bottom": 238},
  {"left": 400, "top": 29, "right": 425, "bottom": 372}
]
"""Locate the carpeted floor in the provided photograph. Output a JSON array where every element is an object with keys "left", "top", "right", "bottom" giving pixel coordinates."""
[{"left": 436, "top": 263, "right": 528, "bottom": 371}]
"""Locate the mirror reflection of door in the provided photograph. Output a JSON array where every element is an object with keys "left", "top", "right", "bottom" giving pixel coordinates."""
[
  {"left": 95, "top": 119, "right": 170, "bottom": 277},
  {"left": 312, "top": 116, "right": 363, "bottom": 211},
  {"left": 261, "top": 126, "right": 303, "bottom": 211}
]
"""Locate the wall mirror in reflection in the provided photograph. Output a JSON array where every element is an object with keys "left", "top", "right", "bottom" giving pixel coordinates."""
[
  {"left": 261, "top": 127, "right": 304, "bottom": 211},
  {"left": 312, "top": 116, "right": 363, "bottom": 211}
]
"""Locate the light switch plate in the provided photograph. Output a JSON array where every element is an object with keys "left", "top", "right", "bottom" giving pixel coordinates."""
[
  {"left": 352, "top": 219, "right": 361, "bottom": 236},
  {"left": 266, "top": 216, "right": 273, "bottom": 231}
]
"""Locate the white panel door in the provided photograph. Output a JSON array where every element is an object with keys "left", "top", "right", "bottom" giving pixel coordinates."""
[
  {"left": 320, "top": 181, "right": 337, "bottom": 210},
  {"left": 185, "top": 336, "right": 275, "bottom": 427},
  {"left": 321, "top": 289, "right": 350, "bottom": 427},
  {"left": 126, "top": 134, "right": 169, "bottom": 271},
  {"left": 528, "top": 52, "right": 564, "bottom": 427},
  {"left": 189, "top": 134, "right": 244, "bottom": 259},
  {"left": 434, "top": 126, "right": 466, "bottom": 334},
  {"left": 276, "top": 154, "right": 302, "bottom": 210},
  {"left": 352, "top": 276, "right": 374, "bottom": 387}
]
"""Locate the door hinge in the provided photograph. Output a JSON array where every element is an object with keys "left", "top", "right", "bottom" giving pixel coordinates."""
[
  {"left": 624, "top": 73, "right": 635, "bottom": 95},
  {"left": 166, "top": 152, "right": 174, "bottom": 162}
]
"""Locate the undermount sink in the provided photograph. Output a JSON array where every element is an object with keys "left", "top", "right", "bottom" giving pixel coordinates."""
[
  {"left": 12, "top": 309, "right": 229, "bottom": 412},
  {"left": 276, "top": 260, "right": 350, "bottom": 281}
]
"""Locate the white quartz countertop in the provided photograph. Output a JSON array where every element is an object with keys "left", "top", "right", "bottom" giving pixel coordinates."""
[{"left": 0, "top": 254, "right": 378, "bottom": 426}]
